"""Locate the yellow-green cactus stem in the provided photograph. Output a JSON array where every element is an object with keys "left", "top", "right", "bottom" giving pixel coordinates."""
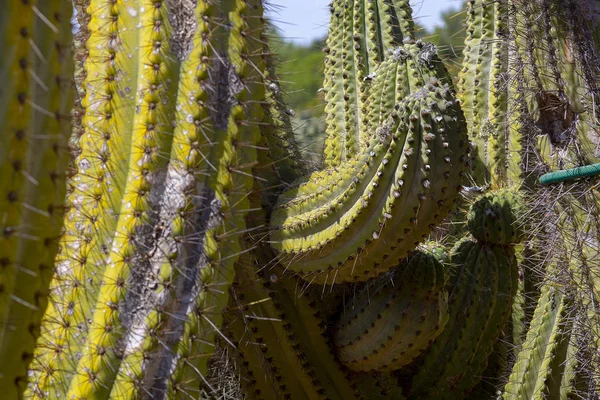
[
  {"left": 322, "top": 0, "right": 415, "bottom": 167},
  {"left": 502, "top": 286, "right": 576, "bottom": 400},
  {"left": 458, "top": 0, "right": 509, "bottom": 187},
  {"left": 467, "top": 187, "right": 525, "bottom": 246},
  {"left": 270, "top": 42, "right": 468, "bottom": 284},
  {"left": 225, "top": 260, "right": 357, "bottom": 400},
  {"left": 0, "top": 0, "right": 73, "bottom": 395},
  {"left": 165, "top": 2, "right": 267, "bottom": 397},
  {"left": 404, "top": 238, "right": 518, "bottom": 399},
  {"left": 334, "top": 250, "right": 448, "bottom": 372},
  {"left": 26, "top": 1, "right": 266, "bottom": 398}
]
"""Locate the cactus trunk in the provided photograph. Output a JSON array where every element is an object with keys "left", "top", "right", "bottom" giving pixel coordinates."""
[{"left": 0, "top": 0, "right": 73, "bottom": 396}]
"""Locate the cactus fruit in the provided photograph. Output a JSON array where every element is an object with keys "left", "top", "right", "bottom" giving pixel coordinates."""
[
  {"left": 0, "top": 0, "right": 73, "bottom": 395},
  {"left": 467, "top": 188, "right": 525, "bottom": 246},
  {"left": 402, "top": 238, "right": 518, "bottom": 399},
  {"left": 334, "top": 250, "right": 448, "bottom": 372}
]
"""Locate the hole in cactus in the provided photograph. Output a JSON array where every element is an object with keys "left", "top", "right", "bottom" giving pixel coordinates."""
[{"left": 536, "top": 91, "right": 575, "bottom": 147}]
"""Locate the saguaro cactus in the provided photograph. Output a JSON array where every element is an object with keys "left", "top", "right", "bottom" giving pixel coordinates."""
[{"left": 0, "top": 0, "right": 73, "bottom": 396}]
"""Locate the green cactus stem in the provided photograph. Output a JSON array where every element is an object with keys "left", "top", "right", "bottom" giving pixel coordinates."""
[
  {"left": 0, "top": 0, "right": 73, "bottom": 396},
  {"left": 458, "top": 0, "right": 509, "bottom": 187},
  {"left": 321, "top": 0, "right": 415, "bottom": 167},
  {"left": 270, "top": 42, "right": 468, "bottom": 284},
  {"left": 403, "top": 238, "right": 518, "bottom": 399},
  {"left": 502, "top": 286, "right": 576, "bottom": 400},
  {"left": 334, "top": 250, "right": 448, "bottom": 372},
  {"left": 467, "top": 187, "right": 525, "bottom": 246},
  {"left": 225, "top": 260, "right": 357, "bottom": 400},
  {"left": 26, "top": 1, "right": 266, "bottom": 398}
]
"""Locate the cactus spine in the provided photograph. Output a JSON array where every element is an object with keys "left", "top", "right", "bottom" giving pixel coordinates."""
[
  {"left": 26, "top": 1, "right": 266, "bottom": 398},
  {"left": 0, "top": 0, "right": 595, "bottom": 398},
  {"left": 334, "top": 250, "right": 448, "bottom": 372},
  {"left": 0, "top": 0, "right": 73, "bottom": 396}
]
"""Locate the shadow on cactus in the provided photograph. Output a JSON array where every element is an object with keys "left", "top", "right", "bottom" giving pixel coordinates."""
[{"left": 0, "top": 0, "right": 597, "bottom": 399}]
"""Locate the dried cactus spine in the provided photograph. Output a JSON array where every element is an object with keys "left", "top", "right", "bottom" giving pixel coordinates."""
[
  {"left": 0, "top": 0, "right": 73, "bottom": 395},
  {"left": 334, "top": 250, "right": 448, "bottom": 372}
]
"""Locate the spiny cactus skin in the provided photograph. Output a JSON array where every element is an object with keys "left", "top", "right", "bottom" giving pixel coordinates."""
[
  {"left": 502, "top": 286, "right": 576, "bottom": 400},
  {"left": 334, "top": 250, "right": 448, "bottom": 372},
  {"left": 0, "top": 0, "right": 595, "bottom": 398},
  {"left": 403, "top": 238, "right": 518, "bottom": 399},
  {"left": 467, "top": 188, "right": 525, "bottom": 246},
  {"left": 0, "top": 0, "right": 73, "bottom": 396},
  {"left": 225, "top": 260, "right": 357, "bottom": 400},
  {"left": 270, "top": 43, "right": 469, "bottom": 284},
  {"left": 458, "top": 0, "right": 509, "bottom": 187},
  {"left": 25, "top": 1, "right": 266, "bottom": 398}
]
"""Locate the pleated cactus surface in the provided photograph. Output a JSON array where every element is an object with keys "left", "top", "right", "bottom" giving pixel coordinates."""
[
  {"left": 0, "top": 0, "right": 595, "bottom": 399},
  {"left": 25, "top": 0, "right": 267, "bottom": 398},
  {"left": 0, "top": 0, "right": 73, "bottom": 396}
]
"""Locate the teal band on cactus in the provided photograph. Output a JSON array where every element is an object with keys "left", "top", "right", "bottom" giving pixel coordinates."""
[{"left": 539, "top": 163, "right": 600, "bottom": 185}]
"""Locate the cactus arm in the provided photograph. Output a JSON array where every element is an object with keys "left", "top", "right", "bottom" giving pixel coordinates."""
[
  {"left": 322, "top": 0, "right": 416, "bottom": 166},
  {"left": 403, "top": 239, "right": 482, "bottom": 396},
  {"left": 502, "top": 287, "right": 571, "bottom": 400},
  {"left": 264, "top": 268, "right": 358, "bottom": 399},
  {"left": 271, "top": 47, "right": 467, "bottom": 283},
  {"left": 466, "top": 245, "right": 518, "bottom": 389},
  {"left": 102, "top": 1, "right": 219, "bottom": 397},
  {"left": 26, "top": 0, "right": 144, "bottom": 396},
  {"left": 405, "top": 239, "right": 517, "bottom": 399},
  {"left": 0, "top": 0, "right": 73, "bottom": 395},
  {"left": 458, "top": 0, "right": 510, "bottom": 187},
  {"left": 165, "top": 2, "right": 268, "bottom": 396},
  {"left": 64, "top": 1, "right": 181, "bottom": 397},
  {"left": 486, "top": 0, "right": 509, "bottom": 186},
  {"left": 334, "top": 251, "right": 448, "bottom": 372},
  {"left": 227, "top": 261, "right": 357, "bottom": 400},
  {"left": 321, "top": 0, "right": 366, "bottom": 165}
]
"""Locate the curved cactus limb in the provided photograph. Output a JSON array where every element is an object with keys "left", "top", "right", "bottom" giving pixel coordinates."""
[
  {"left": 402, "top": 238, "right": 518, "bottom": 399},
  {"left": 334, "top": 250, "right": 448, "bottom": 372},
  {"left": 270, "top": 43, "right": 468, "bottom": 284}
]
